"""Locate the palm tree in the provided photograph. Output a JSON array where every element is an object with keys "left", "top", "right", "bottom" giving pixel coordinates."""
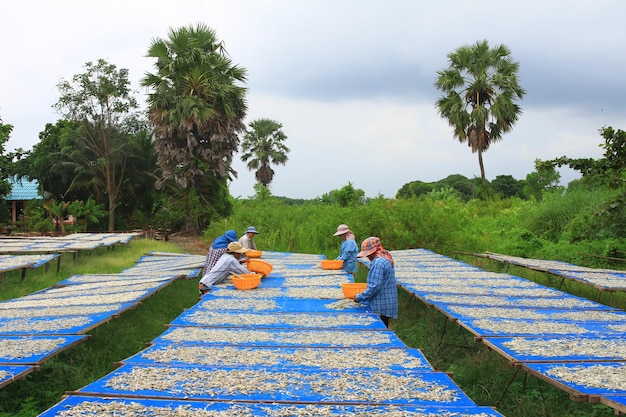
[
  {"left": 240, "top": 118, "right": 290, "bottom": 187},
  {"left": 434, "top": 40, "right": 526, "bottom": 188},
  {"left": 142, "top": 23, "right": 248, "bottom": 234}
]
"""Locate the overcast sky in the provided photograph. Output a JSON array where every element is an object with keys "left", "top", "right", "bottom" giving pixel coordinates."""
[{"left": 2, "top": 1, "right": 625, "bottom": 199}]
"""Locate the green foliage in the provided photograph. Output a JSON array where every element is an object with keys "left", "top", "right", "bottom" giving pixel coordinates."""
[
  {"left": 395, "top": 179, "right": 433, "bottom": 199},
  {"left": 142, "top": 23, "right": 247, "bottom": 233},
  {"left": 523, "top": 159, "right": 563, "bottom": 201},
  {"left": 491, "top": 174, "right": 525, "bottom": 198},
  {"left": 241, "top": 118, "right": 290, "bottom": 187},
  {"left": 435, "top": 39, "right": 525, "bottom": 186},
  {"left": 0, "top": 117, "right": 15, "bottom": 220},
  {"left": 252, "top": 182, "right": 272, "bottom": 201},
  {"left": 53, "top": 59, "right": 145, "bottom": 232},
  {"left": 320, "top": 182, "right": 366, "bottom": 207}
]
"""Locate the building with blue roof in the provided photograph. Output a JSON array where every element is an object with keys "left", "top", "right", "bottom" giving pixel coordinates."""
[{"left": 5, "top": 176, "right": 41, "bottom": 223}]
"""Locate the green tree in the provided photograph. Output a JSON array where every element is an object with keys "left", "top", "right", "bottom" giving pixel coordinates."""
[
  {"left": 53, "top": 59, "right": 140, "bottom": 232},
  {"left": 240, "top": 118, "right": 290, "bottom": 187},
  {"left": 14, "top": 120, "right": 86, "bottom": 201},
  {"left": 142, "top": 23, "right": 248, "bottom": 234},
  {"left": 435, "top": 174, "right": 476, "bottom": 201},
  {"left": 0, "top": 117, "right": 13, "bottom": 200},
  {"left": 321, "top": 182, "right": 366, "bottom": 207},
  {"left": 44, "top": 200, "right": 70, "bottom": 234},
  {"left": 68, "top": 197, "right": 106, "bottom": 232},
  {"left": 434, "top": 40, "right": 526, "bottom": 188},
  {"left": 523, "top": 159, "right": 563, "bottom": 201},
  {"left": 396, "top": 180, "right": 433, "bottom": 199},
  {"left": 491, "top": 174, "right": 524, "bottom": 199},
  {"left": 542, "top": 126, "right": 626, "bottom": 238}
]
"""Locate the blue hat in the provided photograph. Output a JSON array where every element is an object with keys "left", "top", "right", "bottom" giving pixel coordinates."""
[
  {"left": 245, "top": 226, "right": 259, "bottom": 234},
  {"left": 225, "top": 230, "right": 238, "bottom": 241}
]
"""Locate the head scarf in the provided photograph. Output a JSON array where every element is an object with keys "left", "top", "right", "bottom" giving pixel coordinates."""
[
  {"left": 211, "top": 230, "right": 238, "bottom": 249},
  {"left": 358, "top": 236, "right": 394, "bottom": 267}
]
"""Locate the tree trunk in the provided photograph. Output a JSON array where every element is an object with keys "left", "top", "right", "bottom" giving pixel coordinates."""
[
  {"left": 108, "top": 195, "right": 116, "bottom": 232},
  {"left": 478, "top": 149, "right": 487, "bottom": 189}
]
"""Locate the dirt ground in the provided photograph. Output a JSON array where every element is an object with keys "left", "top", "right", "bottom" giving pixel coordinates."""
[{"left": 167, "top": 233, "right": 208, "bottom": 255}]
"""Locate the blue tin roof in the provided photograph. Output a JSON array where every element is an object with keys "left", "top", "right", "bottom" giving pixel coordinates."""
[{"left": 6, "top": 177, "right": 41, "bottom": 201}]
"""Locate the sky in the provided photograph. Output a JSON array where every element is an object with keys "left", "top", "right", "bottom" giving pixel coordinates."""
[{"left": 2, "top": 1, "right": 625, "bottom": 199}]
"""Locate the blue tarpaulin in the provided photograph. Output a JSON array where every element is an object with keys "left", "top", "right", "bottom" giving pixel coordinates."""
[
  {"left": 74, "top": 363, "right": 477, "bottom": 406},
  {"left": 0, "top": 335, "right": 87, "bottom": 365},
  {"left": 122, "top": 344, "right": 432, "bottom": 371},
  {"left": 38, "top": 395, "right": 506, "bottom": 417}
]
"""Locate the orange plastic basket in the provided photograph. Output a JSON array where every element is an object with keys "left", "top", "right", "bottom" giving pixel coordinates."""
[
  {"left": 232, "top": 273, "right": 262, "bottom": 290},
  {"left": 341, "top": 282, "right": 367, "bottom": 298},
  {"left": 321, "top": 259, "right": 344, "bottom": 270},
  {"left": 246, "top": 259, "right": 273, "bottom": 277},
  {"left": 246, "top": 250, "right": 263, "bottom": 258}
]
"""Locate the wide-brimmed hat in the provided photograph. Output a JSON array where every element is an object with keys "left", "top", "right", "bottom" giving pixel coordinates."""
[
  {"left": 333, "top": 224, "right": 350, "bottom": 236},
  {"left": 357, "top": 236, "right": 380, "bottom": 258},
  {"left": 227, "top": 242, "right": 250, "bottom": 254},
  {"left": 245, "top": 226, "right": 259, "bottom": 234}
]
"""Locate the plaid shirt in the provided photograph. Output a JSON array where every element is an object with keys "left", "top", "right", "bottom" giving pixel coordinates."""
[
  {"left": 354, "top": 256, "right": 398, "bottom": 318},
  {"left": 203, "top": 247, "right": 227, "bottom": 276}
]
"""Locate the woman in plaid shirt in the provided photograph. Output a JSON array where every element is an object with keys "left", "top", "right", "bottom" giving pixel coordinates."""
[{"left": 354, "top": 237, "right": 398, "bottom": 327}]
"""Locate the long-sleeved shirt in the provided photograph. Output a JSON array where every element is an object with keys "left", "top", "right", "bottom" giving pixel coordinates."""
[
  {"left": 239, "top": 234, "right": 257, "bottom": 250},
  {"left": 199, "top": 253, "right": 251, "bottom": 288},
  {"left": 354, "top": 256, "right": 398, "bottom": 319},
  {"left": 336, "top": 239, "right": 358, "bottom": 273}
]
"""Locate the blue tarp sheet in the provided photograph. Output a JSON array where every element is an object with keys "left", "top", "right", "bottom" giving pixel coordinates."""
[
  {"left": 152, "top": 326, "right": 407, "bottom": 348},
  {"left": 459, "top": 317, "right": 626, "bottom": 338},
  {"left": 196, "top": 295, "right": 371, "bottom": 313},
  {"left": 434, "top": 304, "right": 626, "bottom": 323},
  {"left": 524, "top": 361, "right": 626, "bottom": 396},
  {"left": 122, "top": 344, "right": 433, "bottom": 371},
  {"left": 75, "top": 363, "right": 476, "bottom": 406},
  {"left": 169, "top": 310, "right": 388, "bottom": 330},
  {"left": 0, "top": 313, "right": 113, "bottom": 335},
  {"left": 38, "top": 395, "right": 506, "bottom": 416},
  {"left": 0, "top": 365, "right": 35, "bottom": 389},
  {"left": 482, "top": 335, "right": 626, "bottom": 363},
  {"left": 413, "top": 291, "right": 614, "bottom": 310},
  {"left": 0, "top": 335, "right": 87, "bottom": 365},
  {"left": 0, "top": 302, "right": 137, "bottom": 319},
  {"left": 55, "top": 273, "right": 179, "bottom": 286}
]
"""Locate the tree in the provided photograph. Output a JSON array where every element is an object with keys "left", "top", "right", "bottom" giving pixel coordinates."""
[
  {"left": 53, "top": 59, "right": 141, "bottom": 232},
  {"left": 14, "top": 120, "right": 86, "bottom": 201},
  {"left": 240, "top": 118, "right": 289, "bottom": 187},
  {"left": 435, "top": 174, "right": 476, "bottom": 201},
  {"left": 142, "top": 23, "right": 248, "bottom": 234},
  {"left": 0, "top": 117, "right": 13, "bottom": 200},
  {"left": 523, "top": 159, "right": 563, "bottom": 201},
  {"left": 396, "top": 180, "right": 433, "bottom": 199},
  {"left": 491, "top": 174, "right": 524, "bottom": 199},
  {"left": 434, "top": 40, "right": 526, "bottom": 188},
  {"left": 321, "top": 182, "right": 366, "bottom": 207}
]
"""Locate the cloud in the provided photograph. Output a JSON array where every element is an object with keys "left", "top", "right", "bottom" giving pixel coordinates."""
[{"left": 2, "top": 0, "right": 625, "bottom": 200}]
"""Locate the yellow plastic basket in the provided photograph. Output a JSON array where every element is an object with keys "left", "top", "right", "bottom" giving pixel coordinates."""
[
  {"left": 341, "top": 282, "right": 367, "bottom": 298},
  {"left": 321, "top": 259, "right": 344, "bottom": 270},
  {"left": 232, "top": 273, "right": 262, "bottom": 290},
  {"left": 246, "top": 259, "right": 273, "bottom": 277}
]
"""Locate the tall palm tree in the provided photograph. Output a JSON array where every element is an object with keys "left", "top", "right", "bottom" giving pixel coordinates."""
[
  {"left": 240, "top": 118, "right": 290, "bottom": 187},
  {"left": 434, "top": 40, "right": 526, "bottom": 188},
  {"left": 142, "top": 23, "right": 248, "bottom": 234}
]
